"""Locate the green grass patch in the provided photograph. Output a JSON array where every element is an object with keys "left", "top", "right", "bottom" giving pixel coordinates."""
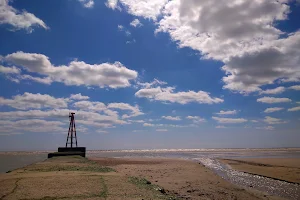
[
  {"left": 99, "top": 176, "right": 108, "bottom": 198},
  {"left": 27, "top": 156, "right": 115, "bottom": 173},
  {"left": 28, "top": 165, "right": 115, "bottom": 173},
  {"left": 128, "top": 176, "right": 180, "bottom": 200}
]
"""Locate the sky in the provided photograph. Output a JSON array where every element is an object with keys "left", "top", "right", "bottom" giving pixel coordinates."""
[{"left": 0, "top": 0, "right": 300, "bottom": 151}]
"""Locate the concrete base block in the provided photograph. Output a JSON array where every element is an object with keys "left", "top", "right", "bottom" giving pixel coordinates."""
[{"left": 48, "top": 147, "right": 86, "bottom": 158}]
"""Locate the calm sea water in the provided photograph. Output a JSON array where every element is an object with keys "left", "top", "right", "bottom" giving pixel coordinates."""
[
  {"left": 1, "top": 149, "right": 299, "bottom": 199},
  {"left": 0, "top": 153, "right": 48, "bottom": 173}
]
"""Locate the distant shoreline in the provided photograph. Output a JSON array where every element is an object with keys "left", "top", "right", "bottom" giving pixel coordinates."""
[{"left": 1, "top": 147, "right": 300, "bottom": 155}]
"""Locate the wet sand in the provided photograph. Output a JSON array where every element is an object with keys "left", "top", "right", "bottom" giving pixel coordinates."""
[
  {"left": 221, "top": 158, "right": 300, "bottom": 184},
  {"left": 91, "top": 157, "right": 285, "bottom": 200},
  {"left": 0, "top": 156, "right": 286, "bottom": 200}
]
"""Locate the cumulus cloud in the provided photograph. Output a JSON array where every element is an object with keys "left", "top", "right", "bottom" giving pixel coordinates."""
[
  {"left": 130, "top": 19, "right": 143, "bottom": 27},
  {"left": 216, "top": 110, "right": 237, "bottom": 115},
  {"left": 78, "top": 0, "right": 94, "bottom": 8},
  {"left": 18, "top": 74, "right": 52, "bottom": 85},
  {"left": 70, "top": 93, "right": 89, "bottom": 100},
  {"left": 109, "top": 0, "right": 300, "bottom": 93},
  {"left": 162, "top": 116, "right": 181, "bottom": 121},
  {"left": 156, "top": 129, "right": 168, "bottom": 132},
  {"left": 256, "top": 126, "right": 274, "bottom": 131},
  {"left": 0, "top": 92, "right": 68, "bottom": 110},
  {"left": 264, "top": 107, "right": 284, "bottom": 113},
  {"left": 105, "top": 0, "right": 120, "bottom": 10},
  {"left": 157, "top": 0, "right": 300, "bottom": 93},
  {"left": 216, "top": 125, "right": 227, "bottom": 129},
  {"left": 3, "top": 51, "right": 138, "bottom": 88},
  {"left": 264, "top": 116, "right": 287, "bottom": 124},
  {"left": 0, "top": 92, "right": 148, "bottom": 134},
  {"left": 257, "top": 97, "right": 292, "bottom": 104},
  {"left": 107, "top": 103, "right": 144, "bottom": 118},
  {"left": 186, "top": 116, "right": 206, "bottom": 123},
  {"left": 0, "top": 0, "right": 48, "bottom": 32},
  {"left": 143, "top": 123, "right": 154, "bottom": 127},
  {"left": 0, "top": 65, "right": 20, "bottom": 74},
  {"left": 212, "top": 117, "right": 247, "bottom": 124},
  {"left": 106, "top": 0, "right": 169, "bottom": 20},
  {"left": 0, "top": 108, "right": 126, "bottom": 129},
  {"left": 289, "top": 85, "right": 300, "bottom": 90},
  {"left": 0, "top": 119, "right": 65, "bottom": 134},
  {"left": 287, "top": 106, "right": 300, "bottom": 112},
  {"left": 135, "top": 80, "right": 223, "bottom": 105},
  {"left": 260, "top": 87, "right": 285, "bottom": 95}
]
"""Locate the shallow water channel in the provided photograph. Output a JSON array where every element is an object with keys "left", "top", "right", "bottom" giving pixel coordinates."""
[{"left": 194, "top": 157, "right": 300, "bottom": 200}]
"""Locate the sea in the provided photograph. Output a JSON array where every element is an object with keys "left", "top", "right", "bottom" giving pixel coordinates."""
[{"left": 1, "top": 148, "right": 300, "bottom": 199}]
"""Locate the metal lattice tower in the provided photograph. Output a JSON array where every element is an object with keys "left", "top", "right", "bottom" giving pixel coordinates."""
[{"left": 66, "top": 112, "right": 78, "bottom": 148}]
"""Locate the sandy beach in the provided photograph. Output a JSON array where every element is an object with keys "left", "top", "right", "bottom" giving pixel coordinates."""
[
  {"left": 0, "top": 156, "right": 286, "bottom": 200},
  {"left": 221, "top": 158, "right": 300, "bottom": 184}
]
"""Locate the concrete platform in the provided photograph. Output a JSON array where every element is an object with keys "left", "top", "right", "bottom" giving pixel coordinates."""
[{"left": 48, "top": 147, "right": 86, "bottom": 158}]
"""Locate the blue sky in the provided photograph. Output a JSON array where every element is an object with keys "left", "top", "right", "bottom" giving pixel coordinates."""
[{"left": 0, "top": 0, "right": 300, "bottom": 150}]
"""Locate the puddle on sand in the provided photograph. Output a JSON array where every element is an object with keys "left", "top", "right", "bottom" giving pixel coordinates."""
[{"left": 194, "top": 158, "right": 300, "bottom": 200}]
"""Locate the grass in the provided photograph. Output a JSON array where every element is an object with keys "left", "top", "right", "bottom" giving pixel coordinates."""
[
  {"left": 27, "top": 165, "right": 115, "bottom": 173},
  {"left": 25, "top": 156, "right": 115, "bottom": 173},
  {"left": 128, "top": 176, "right": 180, "bottom": 200},
  {"left": 99, "top": 176, "right": 108, "bottom": 198}
]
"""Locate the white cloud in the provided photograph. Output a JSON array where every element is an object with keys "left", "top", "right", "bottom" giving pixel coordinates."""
[
  {"left": 251, "top": 120, "right": 259, "bottom": 123},
  {"left": 287, "top": 106, "right": 300, "bottom": 112},
  {"left": 118, "top": 24, "right": 124, "bottom": 30},
  {"left": 111, "top": 0, "right": 300, "bottom": 93},
  {"left": 162, "top": 116, "right": 181, "bottom": 121},
  {"left": 216, "top": 125, "right": 227, "bottom": 129},
  {"left": 73, "top": 101, "right": 143, "bottom": 119},
  {"left": 0, "top": 108, "right": 126, "bottom": 128},
  {"left": 0, "top": 65, "right": 20, "bottom": 74},
  {"left": 289, "top": 85, "right": 300, "bottom": 90},
  {"left": 106, "top": 0, "right": 169, "bottom": 20},
  {"left": 257, "top": 97, "right": 292, "bottom": 104},
  {"left": 4, "top": 51, "right": 138, "bottom": 88},
  {"left": 264, "top": 107, "right": 284, "bottom": 113},
  {"left": 256, "top": 126, "right": 274, "bottom": 131},
  {"left": 260, "top": 87, "right": 285, "bottom": 95},
  {"left": 130, "top": 19, "right": 143, "bottom": 27},
  {"left": 216, "top": 110, "right": 237, "bottom": 115},
  {"left": 156, "top": 129, "right": 168, "bottom": 132},
  {"left": 264, "top": 116, "right": 287, "bottom": 124},
  {"left": 0, "top": 119, "right": 65, "bottom": 134},
  {"left": 186, "top": 116, "right": 206, "bottom": 123},
  {"left": 96, "top": 130, "right": 108, "bottom": 134},
  {"left": 143, "top": 123, "right": 154, "bottom": 127},
  {"left": 108, "top": 103, "right": 144, "bottom": 118},
  {"left": 73, "top": 101, "right": 107, "bottom": 112},
  {"left": 128, "top": 119, "right": 145, "bottom": 123},
  {"left": 105, "top": 0, "right": 120, "bottom": 10},
  {"left": 133, "top": 130, "right": 145, "bottom": 132},
  {"left": 212, "top": 117, "right": 247, "bottom": 124},
  {"left": 70, "top": 93, "right": 89, "bottom": 100},
  {"left": 156, "top": 0, "right": 300, "bottom": 93},
  {"left": 0, "top": 0, "right": 48, "bottom": 32},
  {"left": 78, "top": 0, "right": 94, "bottom": 8},
  {"left": 20, "top": 74, "right": 52, "bottom": 84},
  {"left": 136, "top": 79, "right": 167, "bottom": 88},
  {"left": 135, "top": 80, "right": 223, "bottom": 104},
  {"left": 0, "top": 92, "right": 68, "bottom": 110}
]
